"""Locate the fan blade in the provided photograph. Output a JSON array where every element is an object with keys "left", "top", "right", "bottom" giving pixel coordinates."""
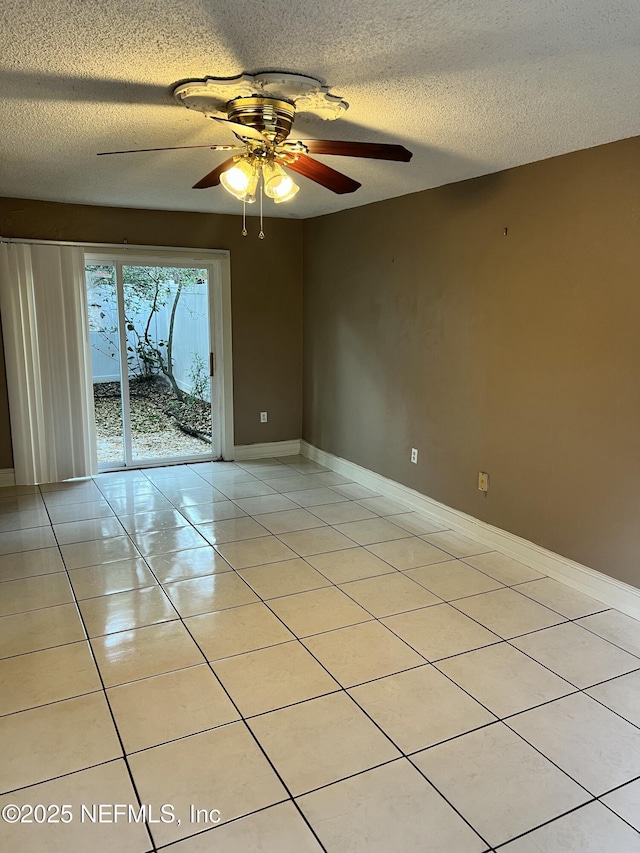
[
  {"left": 192, "top": 156, "right": 238, "bottom": 189},
  {"left": 97, "top": 144, "right": 239, "bottom": 156},
  {"left": 282, "top": 154, "right": 361, "bottom": 194},
  {"left": 298, "top": 140, "right": 413, "bottom": 162},
  {"left": 210, "top": 116, "right": 267, "bottom": 143}
]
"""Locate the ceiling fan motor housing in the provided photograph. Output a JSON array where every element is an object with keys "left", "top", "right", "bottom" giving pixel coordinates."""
[{"left": 226, "top": 97, "right": 295, "bottom": 145}]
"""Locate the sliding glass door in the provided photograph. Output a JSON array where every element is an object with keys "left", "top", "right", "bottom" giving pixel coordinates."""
[{"left": 85, "top": 253, "right": 222, "bottom": 469}]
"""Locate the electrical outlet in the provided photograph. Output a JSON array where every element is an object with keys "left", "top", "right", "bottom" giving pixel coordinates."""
[
  {"left": 411, "top": 448, "right": 418, "bottom": 464},
  {"left": 260, "top": 412, "right": 268, "bottom": 423},
  {"left": 478, "top": 471, "right": 489, "bottom": 492}
]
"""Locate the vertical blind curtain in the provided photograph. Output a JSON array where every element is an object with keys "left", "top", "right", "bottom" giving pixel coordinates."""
[{"left": 0, "top": 243, "right": 98, "bottom": 484}]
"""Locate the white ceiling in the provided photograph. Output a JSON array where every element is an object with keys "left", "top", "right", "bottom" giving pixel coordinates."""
[{"left": 1, "top": 0, "right": 639, "bottom": 219}]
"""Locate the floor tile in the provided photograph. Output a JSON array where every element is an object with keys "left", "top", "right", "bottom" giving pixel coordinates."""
[
  {"left": 47, "top": 499, "right": 115, "bottom": 523},
  {"left": 0, "top": 547, "right": 65, "bottom": 582},
  {"left": 512, "top": 622, "right": 640, "bottom": 688},
  {"left": 263, "top": 475, "right": 320, "bottom": 493},
  {"left": 509, "top": 692, "right": 640, "bottom": 795},
  {"left": 215, "top": 536, "right": 297, "bottom": 570},
  {"left": 108, "top": 664, "right": 240, "bottom": 753},
  {"left": 412, "top": 722, "right": 589, "bottom": 847},
  {"left": 305, "top": 471, "right": 352, "bottom": 487},
  {"left": 53, "top": 516, "right": 125, "bottom": 545},
  {"left": 92, "top": 621, "right": 204, "bottom": 687},
  {"left": 108, "top": 494, "right": 175, "bottom": 515},
  {"left": 356, "top": 496, "right": 408, "bottom": 516},
  {"left": 349, "top": 664, "right": 496, "bottom": 753},
  {"left": 0, "top": 526, "right": 57, "bottom": 555},
  {"left": 304, "top": 621, "right": 424, "bottom": 688},
  {"left": 256, "top": 508, "right": 327, "bottom": 534},
  {"left": 245, "top": 465, "right": 299, "bottom": 481},
  {"left": 0, "top": 760, "right": 152, "bottom": 852},
  {"left": 233, "top": 494, "right": 301, "bottom": 515},
  {"left": 239, "top": 559, "right": 332, "bottom": 600},
  {"left": 186, "top": 602, "right": 294, "bottom": 660},
  {"left": 118, "top": 508, "right": 190, "bottom": 534},
  {"left": 69, "top": 558, "right": 156, "bottom": 600},
  {"left": 0, "top": 692, "right": 121, "bottom": 793},
  {"left": 165, "top": 801, "right": 322, "bottom": 852},
  {"left": 249, "top": 692, "right": 400, "bottom": 795},
  {"left": 384, "top": 603, "right": 500, "bottom": 660},
  {"left": 600, "top": 778, "right": 640, "bottom": 832},
  {"left": 0, "top": 508, "right": 50, "bottom": 532},
  {"left": 42, "top": 484, "right": 103, "bottom": 505},
  {"left": 515, "top": 577, "right": 607, "bottom": 619},
  {"left": 269, "top": 586, "right": 373, "bottom": 637},
  {"left": 0, "top": 639, "right": 101, "bottom": 715},
  {"left": 404, "top": 559, "right": 504, "bottom": 600},
  {"left": 278, "top": 526, "right": 358, "bottom": 556},
  {"left": 196, "top": 516, "right": 270, "bottom": 545},
  {"left": 298, "top": 759, "right": 486, "bottom": 852},
  {"left": 162, "top": 485, "right": 227, "bottom": 506},
  {"left": 212, "top": 641, "right": 339, "bottom": 716},
  {"left": 499, "top": 801, "right": 640, "bottom": 852},
  {"left": 284, "top": 487, "right": 348, "bottom": 507},
  {"left": 216, "top": 480, "right": 277, "bottom": 499},
  {"left": 340, "top": 572, "right": 440, "bottom": 617},
  {"left": 453, "top": 587, "right": 565, "bottom": 638},
  {"left": 462, "top": 551, "right": 544, "bottom": 585},
  {"left": 390, "top": 512, "right": 449, "bottom": 534},
  {"left": 79, "top": 586, "right": 177, "bottom": 636},
  {"left": 333, "top": 518, "right": 409, "bottom": 546},
  {"left": 331, "top": 483, "right": 381, "bottom": 500},
  {"left": 131, "top": 526, "right": 209, "bottom": 557},
  {"left": 308, "top": 550, "right": 390, "bottom": 587},
  {"left": 308, "top": 501, "right": 377, "bottom": 524},
  {"left": 145, "top": 547, "right": 231, "bottom": 583},
  {"left": 129, "top": 723, "right": 287, "bottom": 846},
  {"left": 163, "top": 573, "right": 259, "bottom": 617},
  {"left": 586, "top": 669, "right": 640, "bottom": 726},
  {"left": 368, "top": 536, "right": 452, "bottom": 570},
  {"left": 421, "top": 531, "right": 492, "bottom": 558},
  {"left": 61, "top": 536, "right": 140, "bottom": 570},
  {"left": 204, "top": 469, "right": 259, "bottom": 486},
  {"left": 437, "top": 642, "right": 574, "bottom": 717},
  {"left": 179, "top": 500, "right": 246, "bottom": 524},
  {"left": 0, "top": 603, "right": 85, "bottom": 658},
  {"left": 0, "top": 572, "right": 73, "bottom": 616},
  {"left": 577, "top": 610, "right": 640, "bottom": 657}
]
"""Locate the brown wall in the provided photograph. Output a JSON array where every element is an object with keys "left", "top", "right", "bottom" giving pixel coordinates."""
[
  {"left": 303, "top": 136, "right": 640, "bottom": 588},
  {"left": 0, "top": 198, "right": 303, "bottom": 454}
]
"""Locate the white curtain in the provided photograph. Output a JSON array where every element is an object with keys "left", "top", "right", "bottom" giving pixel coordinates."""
[{"left": 0, "top": 243, "right": 98, "bottom": 484}]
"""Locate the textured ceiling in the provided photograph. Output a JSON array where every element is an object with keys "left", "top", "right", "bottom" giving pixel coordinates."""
[{"left": 1, "top": 0, "right": 639, "bottom": 219}]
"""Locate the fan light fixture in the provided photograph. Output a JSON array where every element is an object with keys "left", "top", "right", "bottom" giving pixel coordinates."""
[
  {"left": 99, "top": 74, "right": 414, "bottom": 240},
  {"left": 219, "top": 158, "right": 259, "bottom": 203},
  {"left": 219, "top": 156, "right": 300, "bottom": 204}
]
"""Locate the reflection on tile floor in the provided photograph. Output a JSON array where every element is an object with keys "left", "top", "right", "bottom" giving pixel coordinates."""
[{"left": 0, "top": 455, "right": 639, "bottom": 852}]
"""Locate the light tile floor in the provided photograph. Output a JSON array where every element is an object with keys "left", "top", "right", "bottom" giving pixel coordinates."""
[{"left": 0, "top": 456, "right": 639, "bottom": 852}]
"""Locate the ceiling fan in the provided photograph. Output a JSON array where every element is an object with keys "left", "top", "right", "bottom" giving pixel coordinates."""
[{"left": 98, "top": 72, "right": 413, "bottom": 234}]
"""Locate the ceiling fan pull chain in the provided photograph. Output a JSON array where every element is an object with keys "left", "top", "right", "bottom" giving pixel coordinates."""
[
  {"left": 258, "top": 173, "right": 265, "bottom": 240},
  {"left": 242, "top": 198, "right": 248, "bottom": 237}
]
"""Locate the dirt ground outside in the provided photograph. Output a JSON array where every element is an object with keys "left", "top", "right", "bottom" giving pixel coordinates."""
[{"left": 93, "top": 377, "right": 212, "bottom": 462}]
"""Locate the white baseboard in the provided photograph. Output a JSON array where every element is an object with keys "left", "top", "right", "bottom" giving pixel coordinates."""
[
  {"left": 301, "top": 441, "right": 640, "bottom": 620},
  {"left": 0, "top": 469, "right": 15, "bottom": 488},
  {"left": 234, "top": 439, "right": 301, "bottom": 461}
]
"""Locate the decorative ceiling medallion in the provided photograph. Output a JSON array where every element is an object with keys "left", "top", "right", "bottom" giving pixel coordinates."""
[{"left": 173, "top": 72, "right": 348, "bottom": 121}]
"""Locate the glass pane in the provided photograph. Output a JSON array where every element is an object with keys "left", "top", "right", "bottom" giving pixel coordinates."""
[
  {"left": 86, "top": 264, "right": 125, "bottom": 465},
  {"left": 122, "top": 265, "right": 212, "bottom": 462}
]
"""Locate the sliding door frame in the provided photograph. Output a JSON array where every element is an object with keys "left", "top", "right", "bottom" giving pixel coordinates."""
[{"left": 84, "top": 244, "right": 234, "bottom": 467}]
